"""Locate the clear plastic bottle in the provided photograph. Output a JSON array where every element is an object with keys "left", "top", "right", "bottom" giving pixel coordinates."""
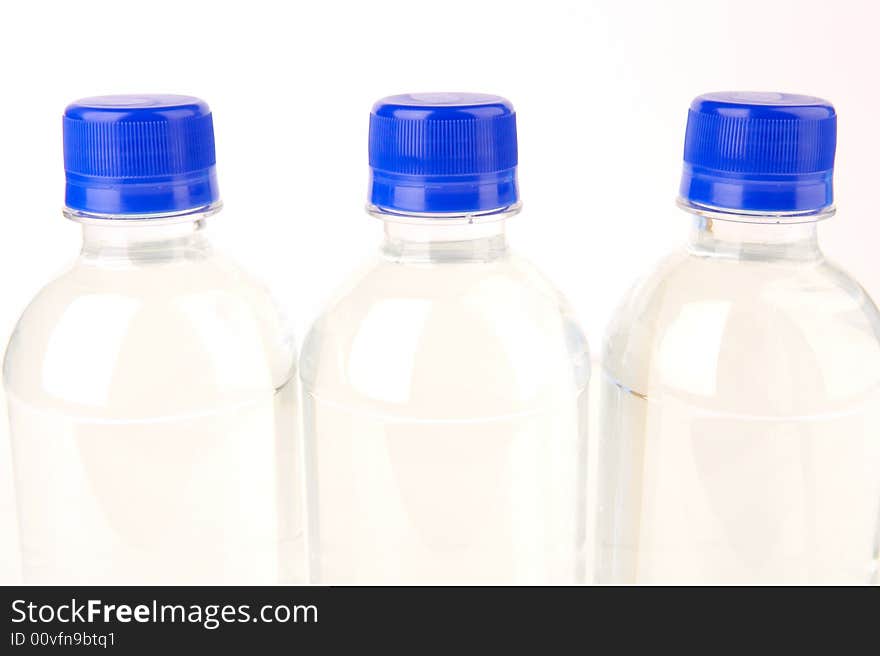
[
  {"left": 300, "top": 93, "right": 590, "bottom": 584},
  {"left": 596, "top": 92, "right": 880, "bottom": 584},
  {"left": 3, "top": 96, "right": 301, "bottom": 584}
]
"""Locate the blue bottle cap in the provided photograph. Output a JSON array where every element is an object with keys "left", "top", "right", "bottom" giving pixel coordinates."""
[
  {"left": 368, "top": 92, "right": 518, "bottom": 214},
  {"left": 679, "top": 92, "right": 836, "bottom": 213},
  {"left": 63, "top": 95, "right": 219, "bottom": 216}
]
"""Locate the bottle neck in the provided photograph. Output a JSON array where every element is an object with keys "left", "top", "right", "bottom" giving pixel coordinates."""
[
  {"left": 685, "top": 209, "right": 824, "bottom": 263},
  {"left": 78, "top": 215, "right": 213, "bottom": 264},
  {"left": 376, "top": 206, "right": 515, "bottom": 263}
]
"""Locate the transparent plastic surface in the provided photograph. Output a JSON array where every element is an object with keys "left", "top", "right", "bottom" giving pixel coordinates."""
[
  {"left": 3, "top": 214, "right": 302, "bottom": 584},
  {"left": 300, "top": 212, "right": 590, "bottom": 584},
  {"left": 597, "top": 211, "right": 880, "bottom": 584}
]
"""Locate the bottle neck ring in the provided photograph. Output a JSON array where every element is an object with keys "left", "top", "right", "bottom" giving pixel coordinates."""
[{"left": 372, "top": 204, "right": 517, "bottom": 262}]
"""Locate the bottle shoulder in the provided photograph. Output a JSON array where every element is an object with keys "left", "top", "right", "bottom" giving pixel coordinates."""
[
  {"left": 3, "top": 252, "right": 296, "bottom": 413},
  {"left": 318, "top": 251, "right": 576, "bottom": 308},
  {"left": 603, "top": 248, "right": 880, "bottom": 408},
  {"left": 307, "top": 252, "right": 584, "bottom": 332},
  {"left": 300, "top": 253, "right": 590, "bottom": 413}
]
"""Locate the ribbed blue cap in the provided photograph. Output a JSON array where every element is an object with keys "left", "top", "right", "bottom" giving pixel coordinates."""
[
  {"left": 368, "top": 93, "right": 518, "bottom": 213},
  {"left": 63, "top": 95, "right": 219, "bottom": 216},
  {"left": 680, "top": 92, "right": 836, "bottom": 213}
]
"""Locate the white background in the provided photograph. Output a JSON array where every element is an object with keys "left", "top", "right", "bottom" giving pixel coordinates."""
[{"left": 1, "top": 0, "right": 877, "bottom": 583}]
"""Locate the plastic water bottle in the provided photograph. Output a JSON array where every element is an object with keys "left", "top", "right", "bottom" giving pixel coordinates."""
[
  {"left": 300, "top": 93, "right": 590, "bottom": 584},
  {"left": 3, "top": 96, "right": 301, "bottom": 584},
  {"left": 596, "top": 92, "right": 880, "bottom": 583}
]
